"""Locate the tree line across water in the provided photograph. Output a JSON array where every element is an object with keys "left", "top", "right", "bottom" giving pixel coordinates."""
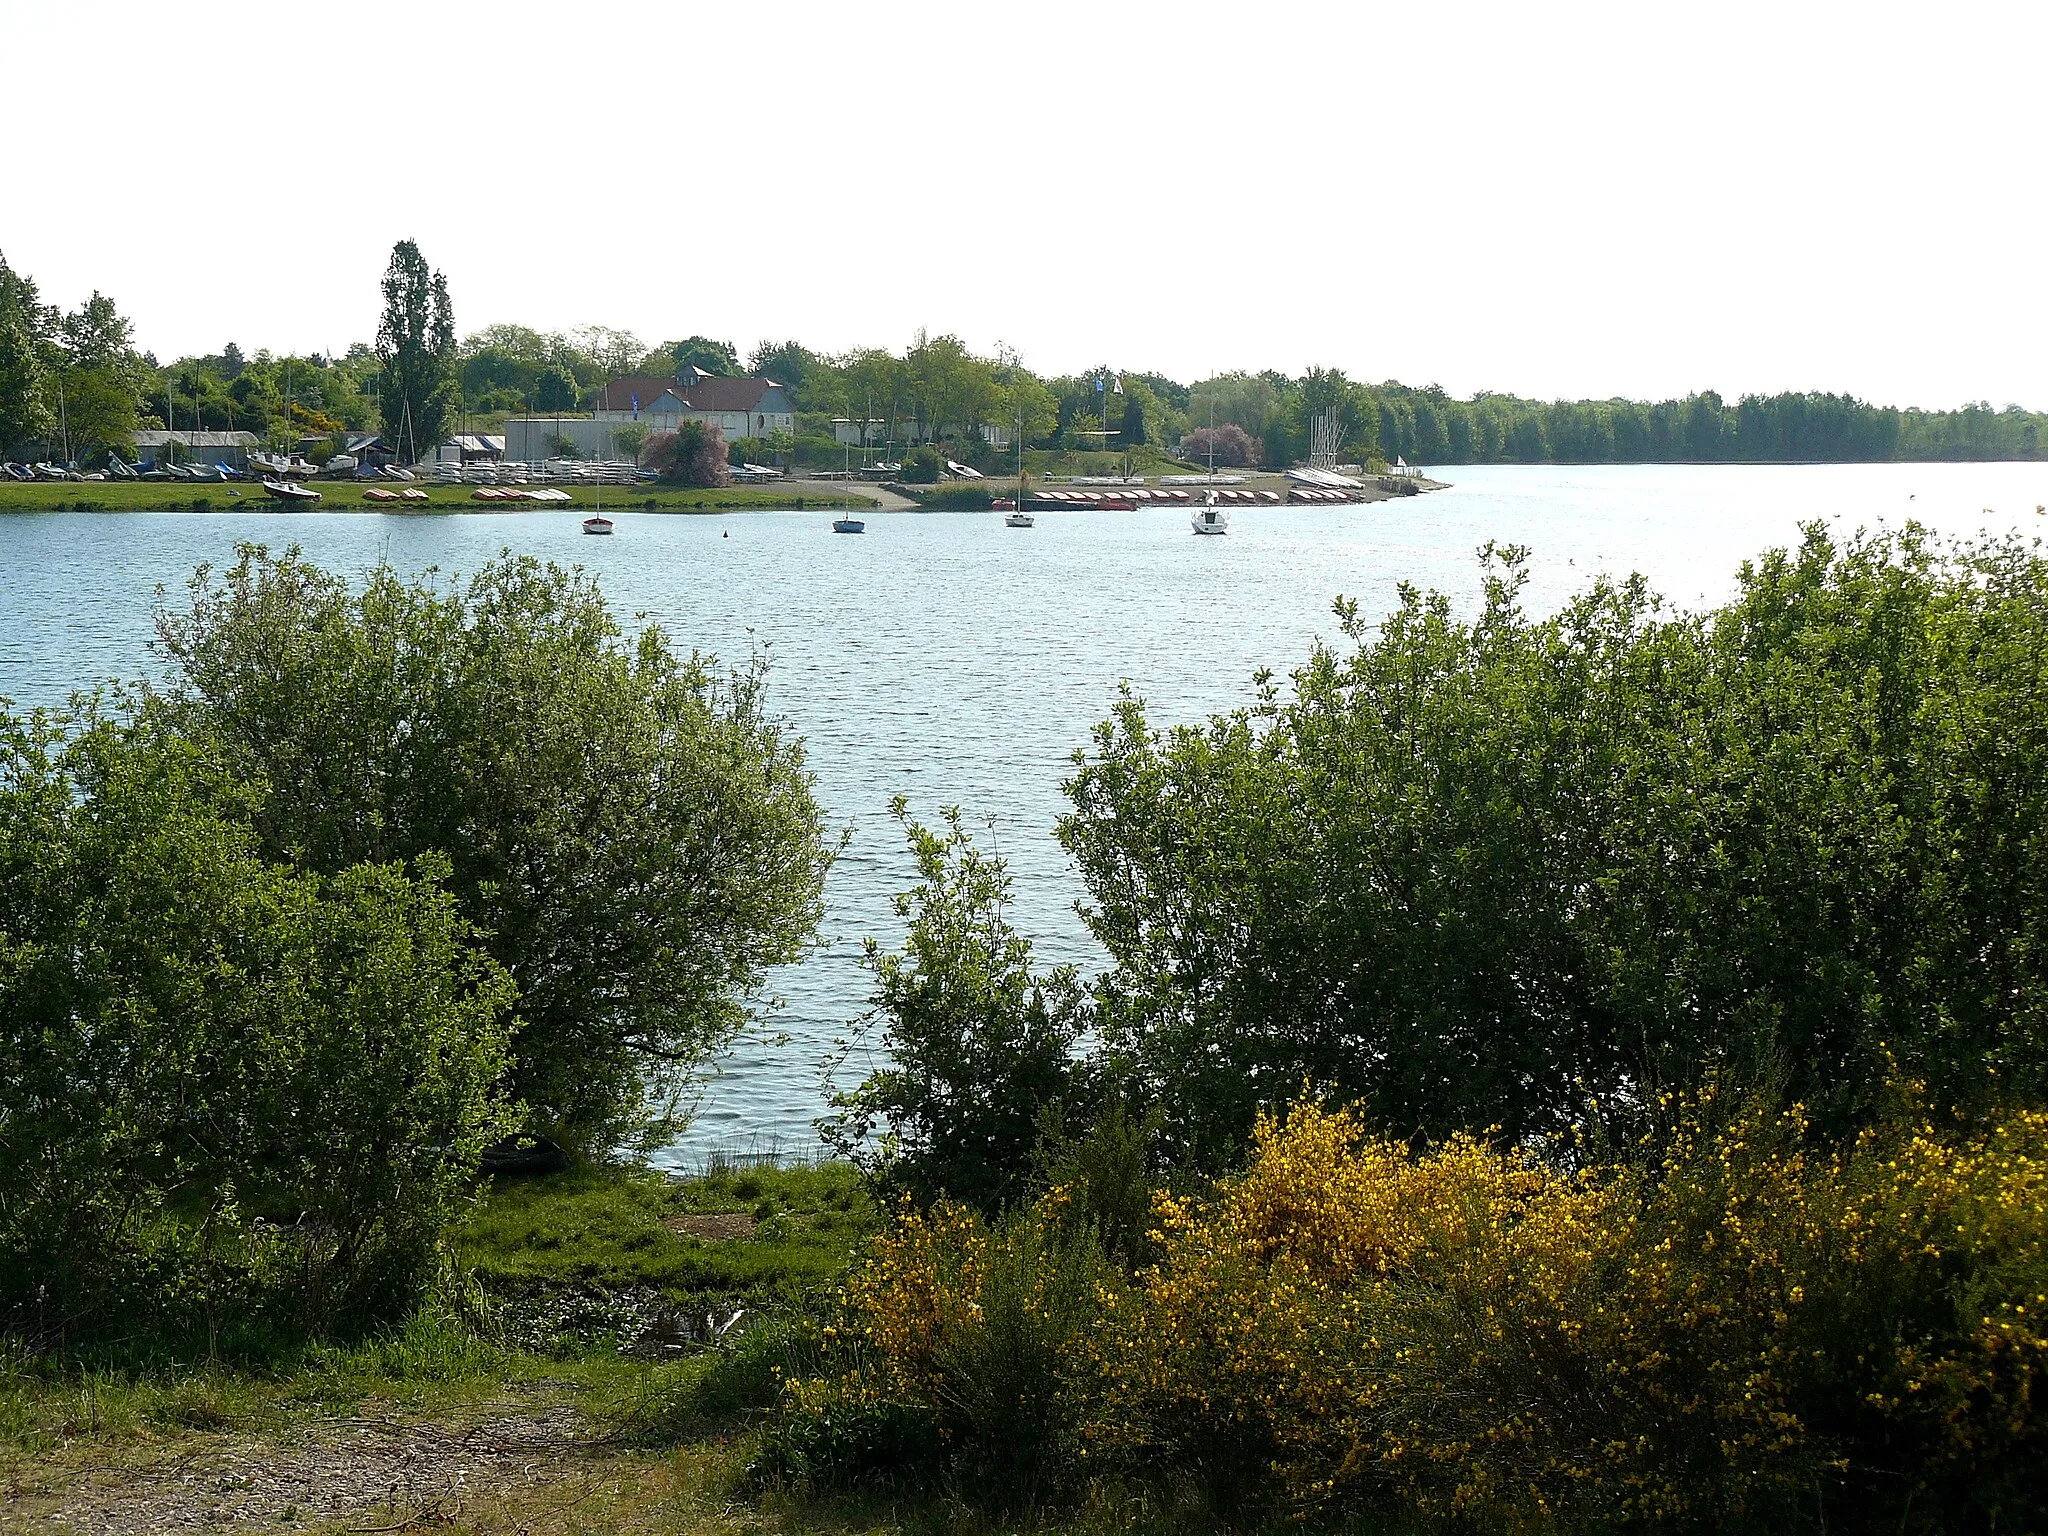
[{"left": 5, "top": 242, "right": 2045, "bottom": 469}]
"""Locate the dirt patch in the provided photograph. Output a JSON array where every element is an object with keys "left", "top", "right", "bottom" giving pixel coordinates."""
[
  {"left": 663, "top": 1211, "right": 757, "bottom": 1242},
  {"left": 16, "top": 1399, "right": 599, "bottom": 1535}
]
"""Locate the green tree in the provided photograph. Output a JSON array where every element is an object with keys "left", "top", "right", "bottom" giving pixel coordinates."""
[
  {"left": 150, "top": 547, "right": 837, "bottom": 1155},
  {"left": 375, "top": 239, "right": 457, "bottom": 462},
  {"left": 611, "top": 422, "right": 651, "bottom": 463},
  {"left": 824, "top": 803, "right": 1084, "bottom": 1211},
  {"left": 671, "top": 336, "right": 740, "bottom": 376},
  {"left": 838, "top": 347, "right": 903, "bottom": 451},
  {"left": 533, "top": 364, "right": 578, "bottom": 413},
  {"left": 56, "top": 366, "right": 139, "bottom": 461},
  {"left": 0, "top": 253, "right": 53, "bottom": 453},
  {"left": 1119, "top": 387, "right": 1147, "bottom": 447},
  {"left": 0, "top": 702, "right": 518, "bottom": 1343},
  {"left": 749, "top": 339, "right": 820, "bottom": 404}
]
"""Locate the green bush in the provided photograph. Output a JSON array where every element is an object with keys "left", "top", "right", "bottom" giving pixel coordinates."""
[
  {"left": 0, "top": 705, "right": 517, "bottom": 1346},
  {"left": 921, "top": 483, "right": 994, "bottom": 510},
  {"left": 897, "top": 445, "right": 942, "bottom": 483},
  {"left": 823, "top": 803, "right": 1083, "bottom": 1212},
  {"left": 619, "top": 1315, "right": 818, "bottom": 1443},
  {"left": 754, "top": 1200, "right": 1109, "bottom": 1508},
  {"left": 1062, "top": 526, "right": 2048, "bottom": 1164},
  {"left": 150, "top": 547, "right": 837, "bottom": 1155}
]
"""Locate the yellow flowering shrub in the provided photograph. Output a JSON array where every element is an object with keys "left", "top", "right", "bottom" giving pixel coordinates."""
[
  {"left": 772, "top": 1096, "right": 2048, "bottom": 1531},
  {"left": 773, "top": 1190, "right": 1108, "bottom": 1507}
]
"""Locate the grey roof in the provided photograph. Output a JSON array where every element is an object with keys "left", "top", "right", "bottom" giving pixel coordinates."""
[{"left": 133, "top": 430, "right": 259, "bottom": 448}]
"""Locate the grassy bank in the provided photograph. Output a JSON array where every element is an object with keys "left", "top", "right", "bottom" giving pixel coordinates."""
[
  {"left": 1, "top": 1160, "right": 925, "bottom": 1535},
  {"left": 0, "top": 481, "right": 878, "bottom": 514}
]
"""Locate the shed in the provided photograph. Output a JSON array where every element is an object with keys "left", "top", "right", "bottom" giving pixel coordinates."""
[{"left": 130, "top": 430, "right": 259, "bottom": 469}]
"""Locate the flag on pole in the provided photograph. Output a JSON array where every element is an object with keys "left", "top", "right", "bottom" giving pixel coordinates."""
[
  {"left": 1095, "top": 376, "right": 1104, "bottom": 393},
  {"left": 631, "top": 393, "right": 640, "bottom": 420}
]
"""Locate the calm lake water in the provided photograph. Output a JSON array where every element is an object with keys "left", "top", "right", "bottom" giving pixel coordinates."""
[{"left": 4, "top": 463, "right": 2045, "bottom": 1164}]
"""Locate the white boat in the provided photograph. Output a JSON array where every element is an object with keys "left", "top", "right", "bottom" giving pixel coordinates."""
[
  {"left": 1005, "top": 510, "right": 1034, "bottom": 528},
  {"left": 1190, "top": 402, "right": 1229, "bottom": 534},
  {"left": 261, "top": 479, "right": 322, "bottom": 504},
  {"left": 582, "top": 515, "right": 615, "bottom": 535}
]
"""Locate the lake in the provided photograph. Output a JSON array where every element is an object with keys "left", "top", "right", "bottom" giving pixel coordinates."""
[{"left": 4, "top": 462, "right": 2045, "bottom": 1164}]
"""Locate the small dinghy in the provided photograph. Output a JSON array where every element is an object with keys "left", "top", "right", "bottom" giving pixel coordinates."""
[
  {"left": 261, "top": 479, "right": 321, "bottom": 503},
  {"left": 582, "top": 515, "right": 615, "bottom": 535},
  {"left": 832, "top": 517, "right": 866, "bottom": 533}
]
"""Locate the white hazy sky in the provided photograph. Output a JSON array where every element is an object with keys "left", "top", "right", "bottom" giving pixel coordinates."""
[{"left": 4, "top": 0, "right": 2042, "bottom": 409}]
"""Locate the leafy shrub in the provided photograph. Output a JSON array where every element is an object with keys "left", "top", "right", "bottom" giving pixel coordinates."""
[
  {"left": 615, "top": 1315, "right": 819, "bottom": 1444},
  {"left": 898, "top": 445, "right": 943, "bottom": 483},
  {"left": 920, "top": 483, "right": 995, "bottom": 510},
  {"left": 772, "top": 1091, "right": 2048, "bottom": 1532},
  {"left": 1031, "top": 1094, "right": 1160, "bottom": 1271},
  {"left": 1063, "top": 527, "right": 2048, "bottom": 1164},
  {"left": 763, "top": 1197, "right": 1109, "bottom": 1509},
  {"left": 823, "top": 803, "right": 1083, "bottom": 1211},
  {"left": 1102, "top": 1093, "right": 2048, "bottom": 1530},
  {"left": 644, "top": 420, "right": 730, "bottom": 487},
  {"left": 151, "top": 546, "right": 836, "bottom": 1155},
  {"left": 0, "top": 705, "right": 517, "bottom": 1346},
  {"left": 1177, "top": 423, "right": 1259, "bottom": 467}
]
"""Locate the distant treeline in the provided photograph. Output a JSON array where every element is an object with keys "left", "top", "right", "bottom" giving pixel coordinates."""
[
  {"left": 6, "top": 246, "right": 2042, "bottom": 468},
  {"left": 1361, "top": 383, "right": 2046, "bottom": 466}
]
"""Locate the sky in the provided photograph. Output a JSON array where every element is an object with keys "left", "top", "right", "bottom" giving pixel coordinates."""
[{"left": 4, "top": 0, "right": 2043, "bottom": 410}]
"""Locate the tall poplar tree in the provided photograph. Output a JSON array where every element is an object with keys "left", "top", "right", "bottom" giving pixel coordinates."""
[
  {"left": 375, "top": 239, "right": 457, "bottom": 463},
  {"left": 0, "top": 253, "right": 54, "bottom": 454}
]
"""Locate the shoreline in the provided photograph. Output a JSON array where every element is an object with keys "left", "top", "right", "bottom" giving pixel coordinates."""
[{"left": 0, "top": 480, "right": 883, "bottom": 516}]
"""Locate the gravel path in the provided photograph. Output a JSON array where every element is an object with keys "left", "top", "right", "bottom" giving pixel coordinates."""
[{"left": 13, "top": 1397, "right": 603, "bottom": 1534}]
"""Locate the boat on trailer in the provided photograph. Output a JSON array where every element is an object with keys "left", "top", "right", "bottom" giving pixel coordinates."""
[{"left": 261, "top": 479, "right": 321, "bottom": 504}]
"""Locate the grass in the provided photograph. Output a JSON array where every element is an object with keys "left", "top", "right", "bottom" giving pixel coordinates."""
[
  {"left": 0, "top": 1162, "right": 901, "bottom": 1533},
  {"left": 452, "top": 1161, "right": 874, "bottom": 1314},
  {"left": 0, "top": 481, "right": 879, "bottom": 514}
]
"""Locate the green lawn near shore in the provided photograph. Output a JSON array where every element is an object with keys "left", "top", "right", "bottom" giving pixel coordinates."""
[
  {"left": 1, "top": 1160, "right": 910, "bottom": 1536},
  {"left": 0, "top": 481, "right": 878, "bottom": 514},
  {"left": 451, "top": 1160, "right": 873, "bottom": 1313}
]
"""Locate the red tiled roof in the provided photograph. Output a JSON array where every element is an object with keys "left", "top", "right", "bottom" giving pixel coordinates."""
[
  {"left": 594, "top": 376, "right": 683, "bottom": 412},
  {"left": 676, "top": 375, "right": 776, "bottom": 412}
]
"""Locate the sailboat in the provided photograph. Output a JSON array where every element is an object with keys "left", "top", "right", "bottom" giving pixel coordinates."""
[
  {"left": 1005, "top": 418, "right": 1033, "bottom": 526},
  {"left": 1190, "top": 400, "right": 1228, "bottom": 535}
]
